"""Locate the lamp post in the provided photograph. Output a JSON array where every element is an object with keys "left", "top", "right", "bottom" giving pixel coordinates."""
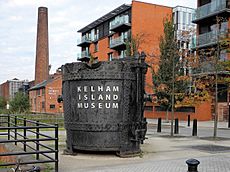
[
  {"left": 213, "top": 16, "right": 224, "bottom": 138},
  {"left": 171, "top": 54, "right": 175, "bottom": 137}
]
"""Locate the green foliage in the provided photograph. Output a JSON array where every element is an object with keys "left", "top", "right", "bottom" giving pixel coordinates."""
[
  {"left": 0, "top": 96, "right": 6, "bottom": 109},
  {"left": 125, "top": 33, "right": 145, "bottom": 57},
  {"left": 9, "top": 92, "right": 30, "bottom": 113},
  {"left": 153, "top": 18, "right": 187, "bottom": 109}
]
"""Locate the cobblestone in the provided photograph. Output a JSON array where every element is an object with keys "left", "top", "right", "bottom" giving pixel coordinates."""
[
  {"left": 59, "top": 120, "right": 230, "bottom": 172},
  {"left": 75, "top": 155, "right": 230, "bottom": 172}
]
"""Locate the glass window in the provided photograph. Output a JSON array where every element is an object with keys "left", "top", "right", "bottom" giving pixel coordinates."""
[
  {"left": 108, "top": 53, "right": 113, "bottom": 61},
  {"left": 94, "top": 42, "right": 98, "bottom": 52},
  {"left": 188, "top": 13, "right": 191, "bottom": 24},
  {"left": 50, "top": 104, "right": 55, "bottom": 109},
  {"left": 37, "top": 90, "right": 40, "bottom": 96},
  {"left": 42, "top": 88, "right": 45, "bottom": 95},
  {"left": 42, "top": 101, "right": 45, "bottom": 109},
  {"left": 183, "top": 12, "right": 186, "bottom": 24},
  {"left": 178, "top": 11, "right": 182, "bottom": 24}
]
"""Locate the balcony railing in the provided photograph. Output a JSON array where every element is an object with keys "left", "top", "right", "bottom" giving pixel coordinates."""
[
  {"left": 195, "top": 0, "right": 228, "bottom": 20},
  {"left": 110, "top": 15, "right": 131, "bottom": 32},
  {"left": 110, "top": 36, "right": 127, "bottom": 49},
  {"left": 77, "top": 50, "right": 90, "bottom": 60},
  {"left": 112, "top": 55, "right": 126, "bottom": 60},
  {"left": 193, "top": 29, "right": 229, "bottom": 48},
  {"left": 77, "top": 35, "right": 92, "bottom": 47}
]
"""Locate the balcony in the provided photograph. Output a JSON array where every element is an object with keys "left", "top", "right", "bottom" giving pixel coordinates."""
[
  {"left": 193, "top": 29, "right": 229, "bottom": 48},
  {"left": 194, "top": 0, "right": 229, "bottom": 22},
  {"left": 109, "top": 36, "right": 127, "bottom": 50},
  {"left": 77, "top": 36, "right": 92, "bottom": 47},
  {"left": 92, "top": 34, "right": 99, "bottom": 42},
  {"left": 110, "top": 15, "right": 131, "bottom": 33},
  {"left": 77, "top": 50, "right": 90, "bottom": 61},
  {"left": 111, "top": 55, "right": 126, "bottom": 60}
]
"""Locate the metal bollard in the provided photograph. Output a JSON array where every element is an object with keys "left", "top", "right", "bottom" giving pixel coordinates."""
[
  {"left": 228, "top": 105, "right": 230, "bottom": 128},
  {"left": 186, "top": 158, "right": 200, "bottom": 172},
  {"left": 174, "top": 118, "right": 179, "bottom": 134},
  {"left": 192, "top": 119, "right": 197, "bottom": 136},
  {"left": 157, "top": 118, "right": 161, "bottom": 132},
  {"left": 188, "top": 115, "right": 190, "bottom": 127}
]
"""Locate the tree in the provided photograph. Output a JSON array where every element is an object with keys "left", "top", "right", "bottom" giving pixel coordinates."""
[
  {"left": 125, "top": 33, "right": 146, "bottom": 57},
  {"left": 153, "top": 18, "right": 211, "bottom": 136},
  {"left": 9, "top": 92, "right": 30, "bottom": 113},
  {"left": 153, "top": 18, "right": 182, "bottom": 136},
  {"left": 0, "top": 96, "right": 6, "bottom": 109}
]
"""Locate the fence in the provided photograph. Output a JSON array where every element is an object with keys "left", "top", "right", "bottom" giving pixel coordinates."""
[{"left": 0, "top": 114, "right": 58, "bottom": 171}]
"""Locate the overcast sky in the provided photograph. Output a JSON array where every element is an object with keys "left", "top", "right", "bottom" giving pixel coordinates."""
[{"left": 0, "top": 0, "right": 196, "bottom": 84}]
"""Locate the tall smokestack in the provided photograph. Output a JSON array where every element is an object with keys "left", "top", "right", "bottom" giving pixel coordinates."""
[{"left": 35, "top": 7, "right": 49, "bottom": 84}]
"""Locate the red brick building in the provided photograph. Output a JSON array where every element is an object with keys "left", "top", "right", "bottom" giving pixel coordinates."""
[
  {"left": 29, "top": 72, "right": 63, "bottom": 114},
  {"left": 77, "top": 1, "right": 212, "bottom": 121}
]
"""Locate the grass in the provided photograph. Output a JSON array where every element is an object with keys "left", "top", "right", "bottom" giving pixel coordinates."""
[{"left": 0, "top": 113, "right": 64, "bottom": 128}]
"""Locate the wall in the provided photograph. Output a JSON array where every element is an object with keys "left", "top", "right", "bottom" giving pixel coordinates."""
[
  {"left": 145, "top": 101, "right": 212, "bottom": 121},
  {"left": 89, "top": 37, "right": 114, "bottom": 61},
  {"left": 45, "top": 76, "right": 63, "bottom": 114},
  {"left": 29, "top": 88, "right": 45, "bottom": 113},
  {"left": 29, "top": 75, "right": 63, "bottom": 114},
  {"left": 131, "top": 1, "right": 172, "bottom": 93},
  {"left": 0, "top": 82, "right": 10, "bottom": 101}
]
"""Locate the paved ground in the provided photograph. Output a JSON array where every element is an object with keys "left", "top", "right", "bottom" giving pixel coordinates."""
[
  {"left": 58, "top": 119, "right": 230, "bottom": 172},
  {"left": 1, "top": 119, "right": 229, "bottom": 171}
]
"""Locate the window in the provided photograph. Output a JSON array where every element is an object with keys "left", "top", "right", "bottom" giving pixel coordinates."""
[
  {"left": 94, "top": 42, "right": 98, "bottom": 52},
  {"left": 108, "top": 53, "right": 113, "bottom": 61},
  {"left": 42, "top": 88, "right": 45, "bottom": 95},
  {"left": 183, "top": 12, "right": 186, "bottom": 24},
  {"left": 144, "top": 106, "right": 153, "bottom": 111},
  {"left": 188, "top": 13, "right": 191, "bottom": 24},
  {"left": 42, "top": 101, "right": 45, "bottom": 109},
  {"left": 155, "top": 106, "right": 195, "bottom": 112},
  {"left": 50, "top": 104, "right": 55, "bottom": 109},
  {"left": 108, "top": 36, "right": 112, "bottom": 47},
  {"left": 37, "top": 89, "right": 40, "bottom": 96}
]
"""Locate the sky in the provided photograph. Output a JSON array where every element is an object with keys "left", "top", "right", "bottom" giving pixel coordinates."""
[{"left": 0, "top": 0, "right": 197, "bottom": 84}]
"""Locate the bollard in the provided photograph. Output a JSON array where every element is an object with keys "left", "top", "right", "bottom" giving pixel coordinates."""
[
  {"left": 188, "top": 115, "right": 190, "bottom": 127},
  {"left": 157, "top": 118, "right": 161, "bottom": 133},
  {"left": 174, "top": 118, "right": 179, "bottom": 134},
  {"left": 192, "top": 119, "right": 197, "bottom": 136},
  {"left": 186, "top": 158, "right": 200, "bottom": 172},
  {"left": 228, "top": 105, "right": 230, "bottom": 128}
]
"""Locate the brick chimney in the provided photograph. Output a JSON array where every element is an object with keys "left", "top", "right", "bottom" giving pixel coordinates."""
[{"left": 35, "top": 7, "right": 49, "bottom": 84}]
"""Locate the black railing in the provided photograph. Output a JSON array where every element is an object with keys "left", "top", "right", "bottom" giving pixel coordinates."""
[{"left": 0, "top": 114, "right": 58, "bottom": 172}]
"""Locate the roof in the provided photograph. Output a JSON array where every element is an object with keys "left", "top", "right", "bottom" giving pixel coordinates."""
[
  {"left": 78, "top": 4, "right": 131, "bottom": 33},
  {"left": 29, "top": 80, "right": 47, "bottom": 91},
  {"left": 29, "top": 75, "right": 62, "bottom": 91}
]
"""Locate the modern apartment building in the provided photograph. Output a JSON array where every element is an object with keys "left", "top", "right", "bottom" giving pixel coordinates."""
[
  {"left": 77, "top": 1, "right": 172, "bottom": 94},
  {"left": 173, "top": 6, "right": 196, "bottom": 76},
  {"left": 0, "top": 78, "right": 29, "bottom": 101},
  {"left": 77, "top": 1, "right": 212, "bottom": 120},
  {"left": 192, "top": 0, "right": 230, "bottom": 121}
]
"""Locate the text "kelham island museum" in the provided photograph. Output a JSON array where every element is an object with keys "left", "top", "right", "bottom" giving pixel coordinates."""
[{"left": 75, "top": 85, "right": 120, "bottom": 109}]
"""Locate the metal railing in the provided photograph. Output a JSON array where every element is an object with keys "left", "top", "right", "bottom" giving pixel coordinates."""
[
  {"left": 196, "top": 0, "right": 228, "bottom": 20},
  {"left": 81, "top": 35, "right": 91, "bottom": 42},
  {"left": 193, "top": 28, "right": 229, "bottom": 48},
  {"left": 0, "top": 114, "right": 58, "bottom": 171},
  {"left": 110, "top": 15, "right": 129, "bottom": 30},
  {"left": 110, "top": 36, "right": 127, "bottom": 48}
]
